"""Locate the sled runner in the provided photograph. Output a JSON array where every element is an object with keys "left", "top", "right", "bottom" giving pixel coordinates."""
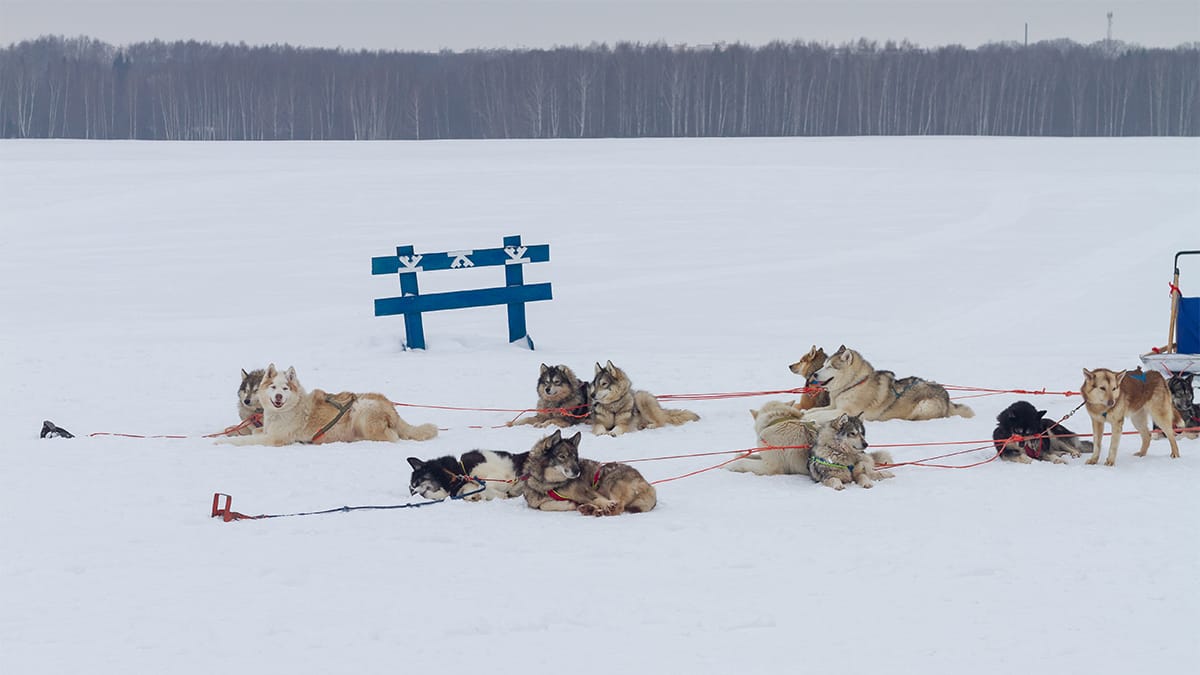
[{"left": 1141, "top": 250, "right": 1200, "bottom": 376}]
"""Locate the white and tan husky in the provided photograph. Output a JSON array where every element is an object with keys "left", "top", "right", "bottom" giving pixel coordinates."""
[
  {"left": 726, "top": 400, "right": 892, "bottom": 477},
  {"left": 220, "top": 364, "right": 437, "bottom": 446}
]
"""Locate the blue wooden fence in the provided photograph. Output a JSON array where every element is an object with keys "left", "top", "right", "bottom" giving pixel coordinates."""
[{"left": 371, "top": 235, "right": 551, "bottom": 350}]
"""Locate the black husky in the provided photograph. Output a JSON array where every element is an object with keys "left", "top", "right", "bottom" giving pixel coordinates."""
[{"left": 992, "top": 401, "right": 1093, "bottom": 463}]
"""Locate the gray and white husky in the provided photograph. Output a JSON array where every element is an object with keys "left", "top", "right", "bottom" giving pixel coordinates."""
[
  {"left": 811, "top": 346, "right": 974, "bottom": 421},
  {"left": 509, "top": 364, "right": 590, "bottom": 428},
  {"left": 232, "top": 368, "right": 265, "bottom": 435},
  {"left": 522, "top": 430, "right": 657, "bottom": 516},
  {"left": 808, "top": 413, "right": 895, "bottom": 490},
  {"left": 589, "top": 360, "right": 699, "bottom": 436}
]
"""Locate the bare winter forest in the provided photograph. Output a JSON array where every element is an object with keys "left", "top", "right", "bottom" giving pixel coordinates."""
[{"left": 1, "top": 35, "right": 1196, "bottom": 139}]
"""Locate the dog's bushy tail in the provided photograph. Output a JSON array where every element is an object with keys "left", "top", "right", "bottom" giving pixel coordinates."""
[
  {"left": 662, "top": 408, "right": 700, "bottom": 425},
  {"left": 869, "top": 450, "right": 894, "bottom": 466},
  {"left": 951, "top": 403, "right": 975, "bottom": 419},
  {"left": 400, "top": 421, "right": 439, "bottom": 441}
]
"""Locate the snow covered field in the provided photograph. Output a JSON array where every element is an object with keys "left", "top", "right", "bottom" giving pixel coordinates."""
[{"left": 1, "top": 137, "right": 1197, "bottom": 674}]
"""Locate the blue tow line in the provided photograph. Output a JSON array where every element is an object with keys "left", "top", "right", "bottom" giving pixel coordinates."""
[{"left": 211, "top": 483, "right": 487, "bottom": 522}]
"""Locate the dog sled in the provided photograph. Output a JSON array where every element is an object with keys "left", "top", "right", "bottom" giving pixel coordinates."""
[{"left": 1140, "top": 250, "right": 1200, "bottom": 376}]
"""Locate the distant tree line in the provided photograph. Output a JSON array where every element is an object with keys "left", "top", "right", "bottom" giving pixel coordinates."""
[{"left": 0, "top": 35, "right": 1196, "bottom": 139}]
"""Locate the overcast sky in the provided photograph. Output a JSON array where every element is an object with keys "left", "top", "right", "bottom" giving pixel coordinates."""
[{"left": 1, "top": 0, "right": 1197, "bottom": 51}]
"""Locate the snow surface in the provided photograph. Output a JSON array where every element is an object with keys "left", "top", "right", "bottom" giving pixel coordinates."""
[{"left": 1, "top": 137, "right": 1197, "bottom": 674}]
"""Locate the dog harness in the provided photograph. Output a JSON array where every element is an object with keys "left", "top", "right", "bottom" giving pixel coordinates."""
[
  {"left": 878, "top": 378, "right": 923, "bottom": 415},
  {"left": 438, "top": 460, "right": 484, "bottom": 497},
  {"left": 311, "top": 393, "right": 357, "bottom": 442},
  {"left": 842, "top": 376, "right": 870, "bottom": 393},
  {"left": 546, "top": 466, "right": 605, "bottom": 503},
  {"left": 808, "top": 454, "right": 853, "bottom": 472},
  {"left": 1022, "top": 435, "right": 1047, "bottom": 461}
]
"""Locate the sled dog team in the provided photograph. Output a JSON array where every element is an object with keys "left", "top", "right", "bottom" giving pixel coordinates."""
[{"left": 223, "top": 345, "right": 1195, "bottom": 514}]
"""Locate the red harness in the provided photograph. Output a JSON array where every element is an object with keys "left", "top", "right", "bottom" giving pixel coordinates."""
[{"left": 547, "top": 467, "right": 604, "bottom": 503}]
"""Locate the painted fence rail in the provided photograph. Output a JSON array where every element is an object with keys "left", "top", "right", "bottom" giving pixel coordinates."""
[{"left": 371, "top": 235, "right": 551, "bottom": 350}]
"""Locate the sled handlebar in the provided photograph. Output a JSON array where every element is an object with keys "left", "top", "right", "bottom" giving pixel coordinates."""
[{"left": 1174, "top": 250, "right": 1200, "bottom": 276}]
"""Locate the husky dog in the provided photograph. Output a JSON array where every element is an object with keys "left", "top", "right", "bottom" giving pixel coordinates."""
[
  {"left": 725, "top": 400, "right": 885, "bottom": 476},
  {"left": 459, "top": 449, "right": 529, "bottom": 499},
  {"left": 1155, "top": 372, "right": 1200, "bottom": 439},
  {"left": 407, "top": 450, "right": 529, "bottom": 502},
  {"left": 408, "top": 455, "right": 484, "bottom": 501},
  {"left": 811, "top": 345, "right": 974, "bottom": 421},
  {"left": 589, "top": 360, "right": 699, "bottom": 436},
  {"left": 788, "top": 346, "right": 831, "bottom": 410},
  {"left": 509, "top": 364, "right": 590, "bottom": 428},
  {"left": 726, "top": 400, "right": 819, "bottom": 475},
  {"left": 1081, "top": 368, "right": 1181, "bottom": 466},
  {"left": 232, "top": 368, "right": 265, "bottom": 435},
  {"left": 522, "top": 430, "right": 656, "bottom": 516},
  {"left": 220, "top": 364, "right": 438, "bottom": 446},
  {"left": 808, "top": 413, "right": 895, "bottom": 490},
  {"left": 992, "top": 400, "right": 1093, "bottom": 464}
]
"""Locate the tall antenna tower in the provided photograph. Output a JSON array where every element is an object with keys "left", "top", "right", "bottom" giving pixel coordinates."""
[{"left": 1107, "top": 11, "right": 1114, "bottom": 42}]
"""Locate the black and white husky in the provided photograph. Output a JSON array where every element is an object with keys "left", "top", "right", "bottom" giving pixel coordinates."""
[{"left": 407, "top": 450, "right": 528, "bottom": 502}]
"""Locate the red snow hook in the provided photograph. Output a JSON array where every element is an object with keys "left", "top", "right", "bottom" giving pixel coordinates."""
[{"left": 211, "top": 493, "right": 255, "bottom": 522}]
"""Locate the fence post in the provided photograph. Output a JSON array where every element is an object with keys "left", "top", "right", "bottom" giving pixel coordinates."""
[
  {"left": 396, "top": 244, "right": 426, "bottom": 350},
  {"left": 504, "top": 234, "right": 533, "bottom": 349}
]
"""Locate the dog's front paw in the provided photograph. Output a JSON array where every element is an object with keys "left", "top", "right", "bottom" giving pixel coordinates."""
[
  {"left": 1104, "top": 457, "right": 1117, "bottom": 466},
  {"left": 1086, "top": 456, "right": 1099, "bottom": 465},
  {"left": 875, "top": 470, "right": 895, "bottom": 480},
  {"left": 578, "top": 503, "right": 600, "bottom": 516},
  {"left": 822, "top": 478, "right": 845, "bottom": 490}
]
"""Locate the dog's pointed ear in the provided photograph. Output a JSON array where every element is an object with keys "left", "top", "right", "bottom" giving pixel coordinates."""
[
  {"left": 567, "top": 431, "right": 582, "bottom": 447},
  {"left": 1037, "top": 409, "right": 1048, "bottom": 419},
  {"left": 594, "top": 362, "right": 603, "bottom": 376},
  {"left": 835, "top": 413, "right": 849, "bottom": 427},
  {"left": 1082, "top": 368, "right": 1094, "bottom": 381},
  {"left": 406, "top": 457, "right": 424, "bottom": 470},
  {"left": 605, "top": 359, "right": 615, "bottom": 371},
  {"left": 1115, "top": 370, "right": 1128, "bottom": 385},
  {"left": 550, "top": 428, "right": 562, "bottom": 442},
  {"left": 265, "top": 363, "right": 277, "bottom": 378},
  {"left": 834, "top": 344, "right": 846, "bottom": 355},
  {"left": 750, "top": 408, "right": 759, "bottom": 419},
  {"left": 785, "top": 399, "right": 797, "bottom": 408},
  {"left": 241, "top": 368, "right": 250, "bottom": 378},
  {"left": 285, "top": 366, "right": 298, "bottom": 383}
]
